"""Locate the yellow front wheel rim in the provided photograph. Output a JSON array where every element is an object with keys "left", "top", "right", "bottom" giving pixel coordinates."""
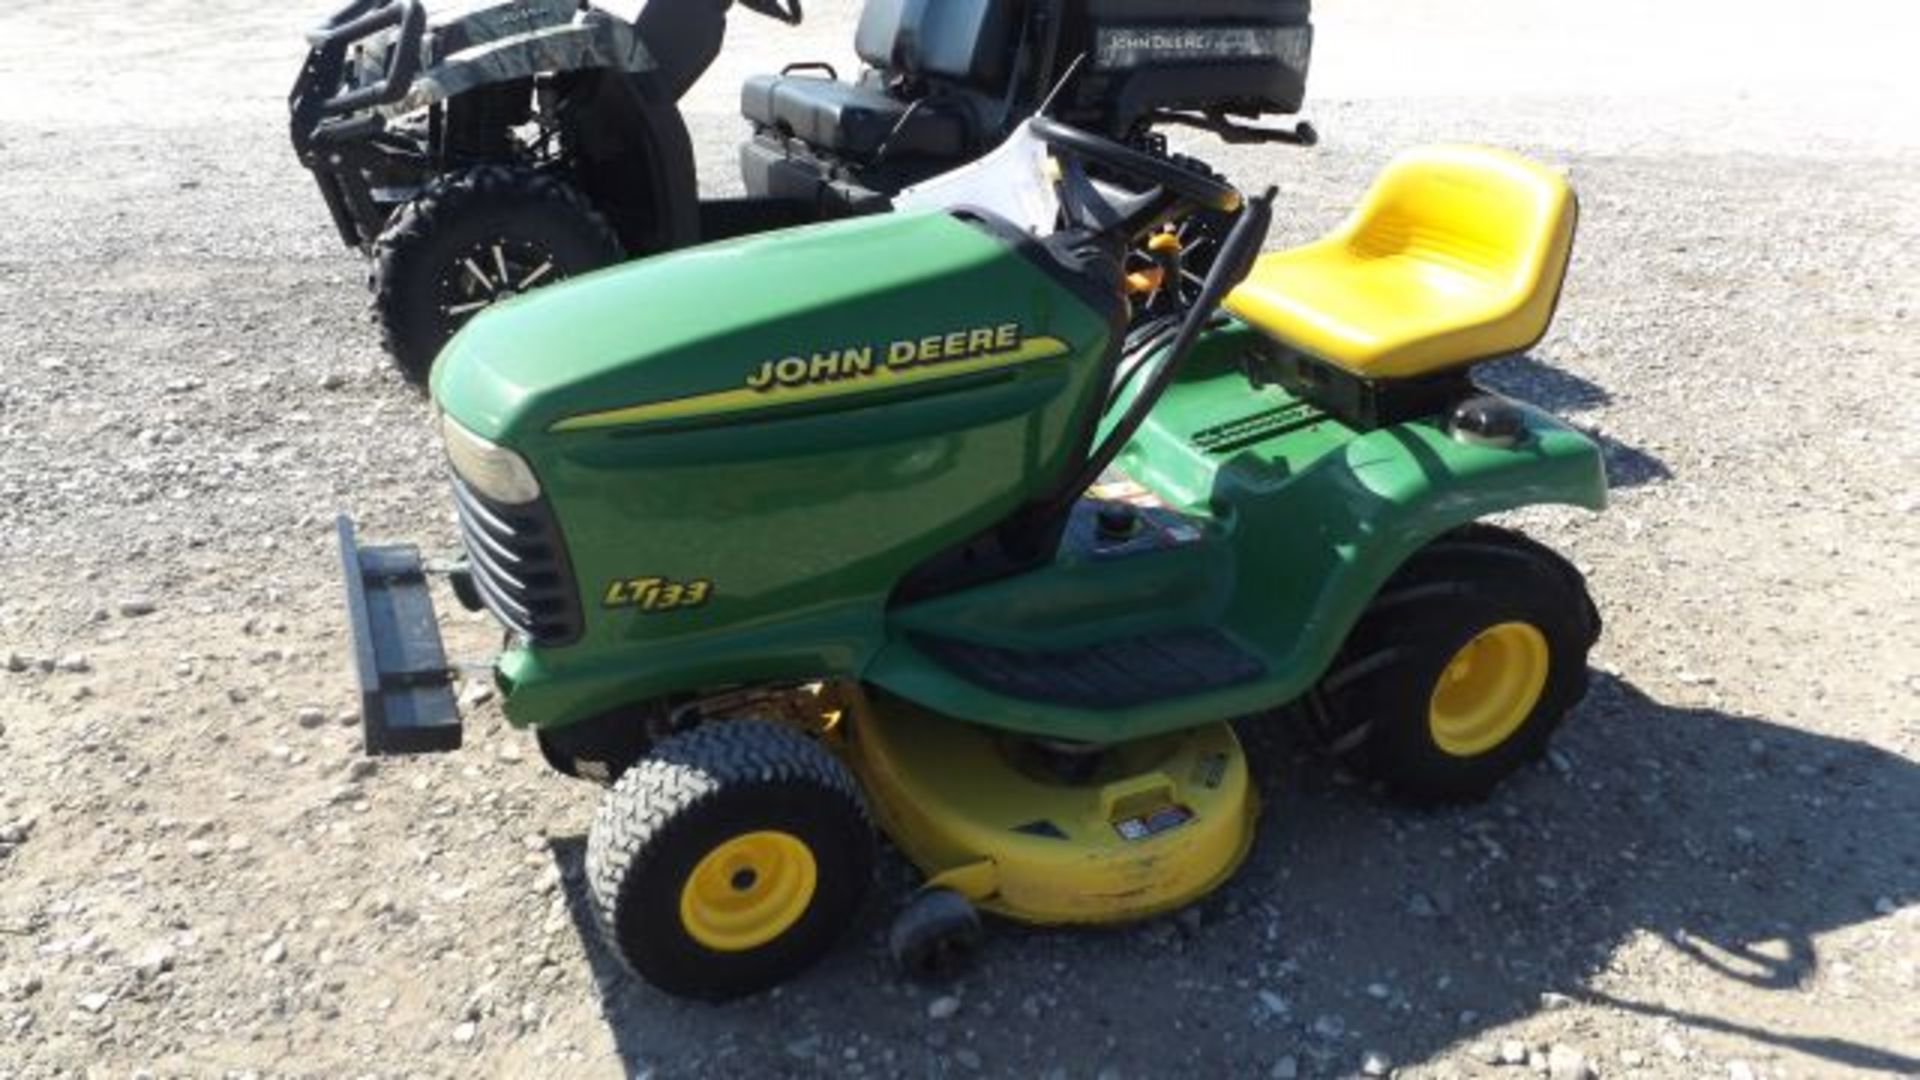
[
  {"left": 679, "top": 830, "right": 818, "bottom": 952},
  {"left": 1428, "top": 621, "right": 1550, "bottom": 757}
]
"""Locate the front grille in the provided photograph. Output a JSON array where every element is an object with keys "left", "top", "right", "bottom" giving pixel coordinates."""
[{"left": 451, "top": 476, "right": 582, "bottom": 645}]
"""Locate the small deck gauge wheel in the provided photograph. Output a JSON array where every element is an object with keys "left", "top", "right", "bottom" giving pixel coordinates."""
[
  {"left": 1309, "top": 525, "right": 1601, "bottom": 803},
  {"left": 888, "top": 887, "right": 983, "bottom": 980},
  {"left": 585, "top": 719, "right": 874, "bottom": 1000}
]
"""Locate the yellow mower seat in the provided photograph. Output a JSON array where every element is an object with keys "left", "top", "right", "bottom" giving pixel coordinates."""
[{"left": 1226, "top": 145, "right": 1576, "bottom": 380}]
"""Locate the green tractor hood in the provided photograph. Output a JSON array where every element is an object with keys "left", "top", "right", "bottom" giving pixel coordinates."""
[
  {"left": 424, "top": 208, "right": 1125, "bottom": 733},
  {"left": 429, "top": 210, "right": 1048, "bottom": 443}
]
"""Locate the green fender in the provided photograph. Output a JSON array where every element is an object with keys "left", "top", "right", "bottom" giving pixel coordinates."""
[{"left": 873, "top": 323, "right": 1607, "bottom": 743}]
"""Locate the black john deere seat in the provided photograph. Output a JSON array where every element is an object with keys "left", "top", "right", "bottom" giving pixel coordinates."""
[
  {"left": 741, "top": 0, "right": 1021, "bottom": 208},
  {"left": 742, "top": 0, "right": 1018, "bottom": 156},
  {"left": 741, "top": 0, "right": 1314, "bottom": 217}
]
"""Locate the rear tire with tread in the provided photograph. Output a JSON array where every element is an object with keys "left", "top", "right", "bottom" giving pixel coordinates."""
[{"left": 1309, "top": 524, "right": 1601, "bottom": 804}]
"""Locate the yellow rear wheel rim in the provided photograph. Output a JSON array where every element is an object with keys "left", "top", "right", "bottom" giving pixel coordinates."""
[
  {"left": 679, "top": 830, "right": 817, "bottom": 952},
  {"left": 1428, "top": 621, "right": 1550, "bottom": 757}
]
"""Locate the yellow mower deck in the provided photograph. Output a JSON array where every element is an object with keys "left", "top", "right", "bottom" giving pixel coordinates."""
[{"left": 837, "top": 690, "right": 1257, "bottom": 924}]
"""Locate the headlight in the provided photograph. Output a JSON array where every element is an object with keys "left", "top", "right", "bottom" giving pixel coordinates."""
[{"left": 440, "top": 413, "right": 541, "bottom": 505}]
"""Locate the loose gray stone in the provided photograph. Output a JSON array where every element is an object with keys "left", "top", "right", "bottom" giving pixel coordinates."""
[
  {"left": 1361, "top": 1049, "right": 1393, "bottom": 1076},
  {"left": 295, "top": 706, "right": 328, "bottom": 729},
  {"left": 76, "top": 991, "right": 111, "bottom": 1013},
  {"left": 118, "top": 597, "right": 156, "bottom": 617},
  {"left": 1547, "top": 1044, "right": 1593, "bottom": 1080},
  {"left": 1270, "top": 1055, "right": 1299, "bottom": 1080},
  {"left": 927, "top": 995, "right": 961, "bottom": 1020},
  {"left": 135, "top": 943, "right": 176, "bottom": 979},
  {"left": 1499, "top": 1040, "right": 1529, "bottom": 1065}
]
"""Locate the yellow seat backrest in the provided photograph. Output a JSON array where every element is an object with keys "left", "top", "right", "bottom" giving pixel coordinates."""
[
  {"left": 1352, "top": 143, "right": 1573, "bottom": 296},
  {"left": 1227, "top": 145, "right": 1578, "bottom": 379}
]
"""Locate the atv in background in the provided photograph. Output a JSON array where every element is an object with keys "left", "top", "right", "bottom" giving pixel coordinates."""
[
  {"left": 742, "top": 0, "right": 1315, "bottom": 217},
  {"left": 290, "top": 0, "right": 1314, "bottom": 381},
  {"left": 290, "top": 0, "right": 802, "bottom": 379}
]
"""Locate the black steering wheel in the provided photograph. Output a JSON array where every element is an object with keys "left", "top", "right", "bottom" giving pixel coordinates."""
[
  {"left": 736, "top": 0, "right": 803, "bottom": 25},
  {"left": 1029, "top": 116, "right": 1242, "bottom": 216}
]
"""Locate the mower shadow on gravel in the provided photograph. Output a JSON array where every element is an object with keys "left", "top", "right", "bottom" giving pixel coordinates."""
[
  {"left": 1478, "top": 355, "right": 1611, "bottom": 413},
  {"left": 1232, "top": 673, "right": 1920, "bottom": 1076},
  {"left": 543, "top": 674, "right": 1917, "bottom": 1077},
  {"left": 1478, "top": 356, "right": 1671, "bottom": 490}
]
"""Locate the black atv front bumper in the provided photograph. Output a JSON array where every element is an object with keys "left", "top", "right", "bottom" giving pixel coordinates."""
[
  {"left": 336, "top": 516, "right": 462, "bottom": 754},
  {"left": 289, "top": 0, "right": 428, "bottom": 248}
]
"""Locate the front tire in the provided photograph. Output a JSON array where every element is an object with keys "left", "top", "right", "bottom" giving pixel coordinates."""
[
  {"left": 369, "top": 165, "right": 622, "bottom": 383},
  {"left": 1309, "top": 525, "right": 1601, "bottom": 803},
  {"left": 585, "top": 720, "right": 874, "bottom": 1001}
]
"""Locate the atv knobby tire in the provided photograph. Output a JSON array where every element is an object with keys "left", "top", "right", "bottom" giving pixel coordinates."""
[
  {"left": 370, "top": 165, "right": 622, "bottom": 383},
  {"left": 1309, "top": 524, "right": 1601, "bottom": 804},
  {"left": 586, "top": 719, "right": 874, "bottom": 1001}
]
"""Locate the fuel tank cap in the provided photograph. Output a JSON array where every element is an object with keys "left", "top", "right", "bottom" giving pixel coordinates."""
[{"left": 1449, "top": 395, "right": 1526, "bottom": 448}]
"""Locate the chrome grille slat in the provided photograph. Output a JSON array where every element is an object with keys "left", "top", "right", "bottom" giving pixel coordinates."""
[
  {"left": 457, "top": 507, "right": 528, "bottom": 567},
  {"left": 469, "top": 557, "right": 535, "bottom": 621},
  {"left": 452, "top": 477, "right": 537, "bottom": 542},
  {"left": 450, "top": 475, "right": 582, "bottom": 645},
  {"left": 456, "top": 513, "right": 532, "bottom": 594}
]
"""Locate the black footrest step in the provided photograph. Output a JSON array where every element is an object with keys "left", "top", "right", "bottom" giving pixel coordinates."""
[{"left": 914, "top": 628, "right": 1264, "bottom": 708}]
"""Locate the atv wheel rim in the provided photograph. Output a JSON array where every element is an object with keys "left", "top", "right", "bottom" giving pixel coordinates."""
[
  {"left": 1427, "top": 621, "right": 1549, "bottom": 757},
  {"left": 437, "top": 238, "right": 560, "bottom": 327},
  {"left": 679, "top": 830, "right": 817, "bottom": 952}
]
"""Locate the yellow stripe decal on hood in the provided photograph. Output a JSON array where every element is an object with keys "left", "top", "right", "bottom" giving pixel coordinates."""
[{"left": 550, "top": 331, "right": 1072, "bottom": 433}]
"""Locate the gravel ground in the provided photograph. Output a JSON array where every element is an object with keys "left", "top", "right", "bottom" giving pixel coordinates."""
[{"left": 2, "top": 1, "right": 1918, "bottom": 1077}]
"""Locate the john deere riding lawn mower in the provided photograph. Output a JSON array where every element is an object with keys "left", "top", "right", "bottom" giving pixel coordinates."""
[
  {"left": 290, "top": 0, "right": 1314, "bottom": 379},
  {"left": 338, "top": 117, "right": 1604, "bottom": 1000}
]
